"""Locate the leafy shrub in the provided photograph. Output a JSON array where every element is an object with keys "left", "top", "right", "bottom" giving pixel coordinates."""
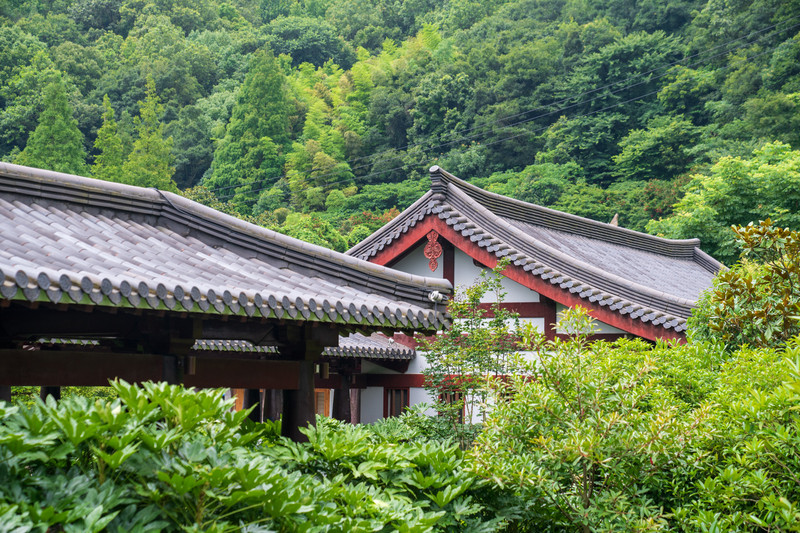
[
  {"left": 470, "top": 308, "right": 717, "bottom": 532},
  {"left": 670, "top": 340, "right": 800, "bottom": 531},
  {"left": 469, "top": 305, "right": 800, "bottom": 532},
  {"left": 689, "top": 219, "right": 800, "bottom": 350},
  {"left": 0, "top": 380, "right": 516, "bottom": 532},
  {"left": 419, "top": 260, "right": 524, "bottom": 449}
]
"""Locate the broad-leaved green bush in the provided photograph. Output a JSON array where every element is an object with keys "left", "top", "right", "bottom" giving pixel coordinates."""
[
  {"left": 0, "top": 380, "right": 516, "bottom": 532},
  {"left": 689, "top": 219, "right": 800, "bottom": 350},
  {"left": 469, "top": 306, "right": 800, "bottom": 532}
]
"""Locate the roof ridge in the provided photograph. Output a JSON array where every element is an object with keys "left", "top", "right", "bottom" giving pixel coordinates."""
[{"left": 429, "top": 165, "right": 715, "bottom": 261}]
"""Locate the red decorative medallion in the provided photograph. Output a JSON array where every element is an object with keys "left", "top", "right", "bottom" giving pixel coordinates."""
[{"left": 423, "top": 230, "right": 443, "bottom": 271}]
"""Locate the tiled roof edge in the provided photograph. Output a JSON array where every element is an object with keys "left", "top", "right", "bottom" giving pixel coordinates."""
[
  {"left": 693, "top": 247, "right": 726, "bottom": 274},
  {"left": 0, "top": 163, "right": 452, "bottom": 308},
  {"left": 193, "top": 338, "right": 415, "bottom": 360},
  {"left": 445, "top": 184, "right": 698, "bottom": 313},
  {"left": 346, "top": 190, "right": 437, "bottom": 259},
  {"left": 430, "top": 165, "right": 703, "bottom": 258}
]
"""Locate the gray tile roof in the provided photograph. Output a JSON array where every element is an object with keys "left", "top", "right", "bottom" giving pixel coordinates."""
[
  {"left": 40, "top": 333, "right": 414, "bottom": 360},
  {"left": 193, "top": 333, "right": 415, "bottom": 360},
  {"left": 348, "top": 166, "right": 724, "bottom": 334},
  {"left": 0, "top": 163, "right": 451, "bottom": 331}
]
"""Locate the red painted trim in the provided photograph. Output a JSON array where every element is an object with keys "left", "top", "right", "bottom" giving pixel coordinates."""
[
  {"left": 364, "top": 373, "right": 426, "bottom": 388},
  {"left": 384, "top": 386, "right": 410, "bottom": 418},
  {"left": 368, "top": 216, "right": 684, "bottom": 343},
  {"left": 443, "top": 240, "right": 455, "bottom": 285},
  {"left": 542, "top": 299, "right": 558, "bottom": 341}
]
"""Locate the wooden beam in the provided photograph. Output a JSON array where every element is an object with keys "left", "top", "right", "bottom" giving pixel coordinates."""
[{"left": 0, "top": 349, "right": 301, "bottom": 389}]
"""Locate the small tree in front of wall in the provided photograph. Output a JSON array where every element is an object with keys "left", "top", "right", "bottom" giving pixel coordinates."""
[{"left": 419, "top": 259, "right": 524, "bottom": 448}]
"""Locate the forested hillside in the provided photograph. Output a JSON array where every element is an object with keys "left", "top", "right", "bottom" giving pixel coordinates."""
[{"left": 2, "top": 0, "right": 799, "bottom": 261}]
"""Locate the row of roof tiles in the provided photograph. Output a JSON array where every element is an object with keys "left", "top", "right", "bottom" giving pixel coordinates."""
[
  {"left": 39, "top": 333, "right": 415, "bottom": 361},
  {"left": 348, "top": 166, "right": 723, "bottom": 334},
  {"left": 0, "top": 163, "right": 451, "bottom": 331}
]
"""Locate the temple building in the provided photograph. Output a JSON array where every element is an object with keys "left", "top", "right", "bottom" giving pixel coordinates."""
[
  {"left": 346, "top": 166, "right": 724, "bottom": 422},
  {"left": 0, "top": 163, "right": 449, "bottom": 439}
]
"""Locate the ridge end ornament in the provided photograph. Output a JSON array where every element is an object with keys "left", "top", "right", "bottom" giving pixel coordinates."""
[{"left": 423, "top": 230, "right": 443, "bottom": 271}]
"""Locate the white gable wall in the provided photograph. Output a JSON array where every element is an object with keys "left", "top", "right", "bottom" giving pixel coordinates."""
[
  {"left": 391, "top": 242, "right": 443, "bottom": 278},
  {"left": 452, "top": 248, "right": 540, "bottom": 303},
  {"left": 390, "top": 242, "right": 541, "bottom": 303}
]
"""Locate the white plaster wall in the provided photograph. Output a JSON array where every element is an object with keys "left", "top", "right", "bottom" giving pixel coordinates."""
[
  {"left": 452, "top": 316, "right": 545, "bottom": 333},
  {"left": 391, "top": 242, "right": 443, "bottom": 278},
  {"left": 452, "top": 248, "right": 539, "bottom": 303},
  {"left": 361, "top": 360, "right": 401, "bottom": 375},
  {"left": 360, "top": 387, "right": 384, "bottom": 424},
  {"left": 555, "top": 303, "right": 626, "bottom": 334},
  {"left": 407, "top": 351, "right": 428, "bottom": 374},
  {"left": 409, "top": 387, "right": 436, "bottom": 415}
]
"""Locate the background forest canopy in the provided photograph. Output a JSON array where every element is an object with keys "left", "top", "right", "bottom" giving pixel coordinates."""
[{"left": 2, "top": 0, "right": 800, "bottom": 262}]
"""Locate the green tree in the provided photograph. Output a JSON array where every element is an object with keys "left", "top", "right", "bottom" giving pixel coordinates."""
[
  {"left": 205, "top": 49, "right": 290, "bottom": 207},
  {"left": 0, "top": 50, "right": 64, "bottom": 158},
  {"left": 688, "top": 220, "right": 800, "bottom": 350},
  {"left": 647, "top": 142, "right": 800, "bottom": 263},
  {"left": 612, "top": 115, "right": 700, "bottom": 182},
  {"left": 15, "top": 78, "right": 88, "bottom": 175},
  {"left": 120, "top": 77, "right": 177, "bottom": 191},
  {"left": 264, "top": 16, "right": 356, "bottom": 69},
  {"left": 92, "top": 95, "right": 126, "bottom": 182},
  {"left": 165, "top": 104, "right": 214, "bottom": 189},
  {"left": 419, "top": 261, "right": 522, "bottom": 448}
]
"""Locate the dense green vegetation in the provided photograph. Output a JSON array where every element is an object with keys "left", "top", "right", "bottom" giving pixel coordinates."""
[
  {"left": 2, "top": 224, "right": 800, "bottom": 531},
  {"left": 0, "top": 381, "right": 517, "bottom": 531},
  {"left": 2, "top": 0, "right": 800, "bottom": 259}
]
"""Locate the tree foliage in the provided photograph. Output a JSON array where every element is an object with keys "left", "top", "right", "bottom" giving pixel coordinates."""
[
  {"left": 15, "top": 77, "right": 87, "bottom": 175},
  {"left": 91, "top": 94, "right": 126, "bottom": 182},
  {"left": 4, "top": 0, "right": 800, "bottom": 255},
  {"left": 688, "top": 219, "right": 800, "bottom": 350},
  {"left": 419, "top": 260, "right": 523, "bottom": 448},
  {"left": 119, "top": 77, "right": 177, "bottom": 191},
  {"left": 204, "top": 49, "right": 289, "bottom": 206},
  {"left": 648, "top": 142, "right": 800, "bottom": 264}
]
